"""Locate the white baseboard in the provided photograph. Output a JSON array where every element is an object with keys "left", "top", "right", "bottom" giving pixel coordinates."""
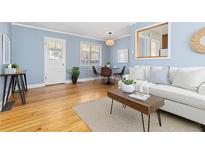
[
  {"left": 66, "top": 77, "right": 95, "bottom": 83},
  {"left": 28, "top": 78, "right": 95, "bottom": 88},
  {"left": 78, "top": 77, "right": 95, "bottom": 82},
  {"left": 27, "top": 77, "right": 95, "bottom": 89},
  {"left": 65, "top": 80, "right": 72, "bottom": 84},
  {"left": 28, "top": 83, "right": 45, "bottom": 89}
]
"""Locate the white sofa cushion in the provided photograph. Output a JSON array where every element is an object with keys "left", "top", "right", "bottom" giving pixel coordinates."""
[
  {"left": 129, "top": 66, "right": 145, "bottom": 80},
  {"left": 169, "top": 67, "right": 179, "bottom": 83},
  {"left": 134, "top": 65, "right": 150, "bottom": 80},
  {"left": 172, "top": 69, "right": 205, "bottom": 91},
  {"left": 149, "top": 66, "right": 170, "bottom": 84},
  {"left": 169, "top": 67, "right": 205, "bottom": 83},
  {"left": 134, "top": 80, "right": 156, "bottom": 94},
  {"left": 199, "top": 83, "right": 205, "bottom": 95},
  {"left": 150, "top": 84, "right": 205, "bottom": 110}
]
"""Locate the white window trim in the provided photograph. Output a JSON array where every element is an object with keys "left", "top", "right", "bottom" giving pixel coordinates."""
[{"left": 80, "top": 42, "right": 102, "bottom": 66}]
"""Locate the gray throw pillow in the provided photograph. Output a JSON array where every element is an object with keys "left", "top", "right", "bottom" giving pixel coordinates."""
[{"left": 149, "top": 66, "right": 170, "bottom": 84}]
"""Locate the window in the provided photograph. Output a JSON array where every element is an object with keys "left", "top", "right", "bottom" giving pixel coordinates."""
[
  {"left": 48, "top": 40, "right": 63, "bottom": 60},
  {"left": 80, "top": 42, "right": 101, "bottom": 66},
  {"left": 49, "top": 50, "right": 63, "bottom": 60},
  {"left": 150, "top": 39, "right": 160, "bottom": 56}
]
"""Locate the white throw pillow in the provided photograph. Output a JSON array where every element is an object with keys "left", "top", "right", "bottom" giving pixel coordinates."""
[
  {"left": 172, "top": 69, "right": 205, "bottom": 91},
  {"left": 129, "top": 66, "right": 145, "bottom": 80},
  {"left": 169, "top": 67, "right": 179, "bottom": 83},
  {"left": 134, "top": 80, "right": 156, "bottom": 94},
  {"left": 134, "top": 65, "right": 150, "bottom": 80},
  {"left": 169, "top": 67, "right": 204, "bottom": 83},
  {"left": 149, "top": 66, "right": 170, "bottom": 84}
]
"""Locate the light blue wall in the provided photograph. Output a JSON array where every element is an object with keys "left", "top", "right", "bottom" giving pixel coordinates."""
[
  {"left": 129, "top": 22, "right": 205, "bottom": 67},
  {"left": 12, "top": 25, "right": 110, "bottom": 84},
  {"left": 10, "top": 22, "right": 205, "bottom": 85},
  {"left": 110, "top": 22, "right": 205, "bottom": 68},
  {"left": 0, "top": 23, "right": 12, "bottom": 104},
  {"left": 108, "top": 36, "right": 131, "bottom": 73}
]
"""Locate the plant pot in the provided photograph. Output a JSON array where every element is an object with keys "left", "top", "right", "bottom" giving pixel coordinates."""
[
  {"left": 122, "top": 83, "right": 135, "bottom": 93},
  {"left": 5, "top": 68, "right": 16, "bottom": 74},
  {"left": 72, "top": 76, "right": 79, "bottom": 84}
]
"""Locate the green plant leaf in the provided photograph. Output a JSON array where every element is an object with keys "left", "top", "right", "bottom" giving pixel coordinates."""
[
  {"left": 67, "top": 67, "right": 80, "bottom": 77},
  {"left": 122, "top": 79, "right": 136, "bottom": 85}
]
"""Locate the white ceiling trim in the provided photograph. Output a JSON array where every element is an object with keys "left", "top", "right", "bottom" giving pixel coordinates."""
[
  {"left": 129, "top": 22, "right": 137, "bottom": 26},
  {"left": 12, "top": 22, "right": 104, "bottom": 41},
  {"left": 115, "top": 34, "right": 130, "bottom": 40}
]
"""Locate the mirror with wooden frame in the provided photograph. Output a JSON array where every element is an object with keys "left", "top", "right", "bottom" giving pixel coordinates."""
[{"left": 136, "top": 22, "right": 169, "bottom": 59}]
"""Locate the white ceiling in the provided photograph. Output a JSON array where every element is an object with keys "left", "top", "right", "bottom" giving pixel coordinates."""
[{"left": 17, "top": 22, "right": 135, "bottom": 40}]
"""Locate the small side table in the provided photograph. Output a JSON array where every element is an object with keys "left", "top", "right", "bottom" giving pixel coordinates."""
[{"left": 0, "top": 72, "right": 27, "bottom": 112}]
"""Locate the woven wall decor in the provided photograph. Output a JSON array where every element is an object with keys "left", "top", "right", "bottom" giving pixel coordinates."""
[{"left": 190, "top": 28, "right": 205, "bottom": 54}]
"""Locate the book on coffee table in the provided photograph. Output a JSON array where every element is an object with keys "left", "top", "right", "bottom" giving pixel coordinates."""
[{"left": 129, "top": 92, "right": 150, "bottom": 101}]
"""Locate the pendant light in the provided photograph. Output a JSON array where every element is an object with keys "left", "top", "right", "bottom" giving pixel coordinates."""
[{"left": 105, "top": 32, "right": 115, "bottom": 46}]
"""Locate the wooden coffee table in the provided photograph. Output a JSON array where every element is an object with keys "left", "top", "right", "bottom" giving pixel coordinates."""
[{"left": 107, "top": 89, "right": 164, "bottom": 132}]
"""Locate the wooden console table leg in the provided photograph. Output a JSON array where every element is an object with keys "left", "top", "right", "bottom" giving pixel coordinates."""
[
  {"left": 20, "top": 75, "right": 26, "bottom": 104},
  {"left": 157, "top": 110, "right": 162, "bottom": 127},
  {"left": 16, "top": 76, "right": 25, "bottom": 105},
  {"left": 12, "top": 76, "right": 16, "bottom": 93},
  {"left": 1, "top": 76, "right": 8, "bottom": 112},
  {"left": 5, "top": 76, "right": 14, "bottom": 106},
  {"left": 110, "top": 99, "right": 114, "bottom": 114},
  {"left": 23, "top": 73, "right": 28, "bottom": 91}
]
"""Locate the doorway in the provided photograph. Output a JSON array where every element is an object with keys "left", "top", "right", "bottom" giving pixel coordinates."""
[{"left": 44, "top": 37, "right": 66, "bottom": 85}]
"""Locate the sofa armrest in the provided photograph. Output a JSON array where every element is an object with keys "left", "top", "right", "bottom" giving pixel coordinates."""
[
  {"left": 118, "top": 80, "right": 122, "bottom": 89},
  {"left": 199, "top": 83, "right": 205, "bottom": 95},
  {"left": 122, "top": 74, "right": 130, "bottom": 80}
]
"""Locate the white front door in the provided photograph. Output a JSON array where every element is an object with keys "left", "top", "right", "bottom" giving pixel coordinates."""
[{"left": 44, "top": 37, "right": 66, "bottom": 85}]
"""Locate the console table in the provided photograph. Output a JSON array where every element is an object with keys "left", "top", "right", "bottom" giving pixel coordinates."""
[{"left": 0, "top": 72, "right": 28, "bottom": 112}]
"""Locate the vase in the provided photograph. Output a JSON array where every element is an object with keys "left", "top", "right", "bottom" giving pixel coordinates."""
[
  {"left": 72, "top": 76, "right": 79, "bottom": 84},
  {"left": 4, "top": 68, "right": 16, "bottom": 74},
  {"left": 122, "top": 83, "right": 135, "bottom": 93}
]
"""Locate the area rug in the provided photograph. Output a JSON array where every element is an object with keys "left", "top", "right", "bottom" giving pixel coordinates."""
[{"left": 73, "top": 97, "right": 201, "bottom": 132}]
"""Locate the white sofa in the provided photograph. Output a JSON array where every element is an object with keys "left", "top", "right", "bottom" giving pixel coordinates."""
[{"left": 118, "top": 66, "right": 205, "bottom": 126}]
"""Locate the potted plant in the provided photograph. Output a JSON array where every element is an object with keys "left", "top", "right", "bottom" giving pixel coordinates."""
[
  {"left": 5, "top": 63, "right": 19, "bottom": 74},
  {"left": 67, "top": 67, "right": 80, "bottom": 84},
  {"left": 106, "top": 61, "right": 111, "bottom": 67},
  {"left": 122, "top": 79, "right": 136, "bottom": 93},
  {"left": 11, "top": 63, "right": 18, "bottom": 69}
]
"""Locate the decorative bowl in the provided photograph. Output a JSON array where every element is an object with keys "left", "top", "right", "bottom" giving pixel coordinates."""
[{"left": 122, "top": 83, "right": 135, "bottom": 93}]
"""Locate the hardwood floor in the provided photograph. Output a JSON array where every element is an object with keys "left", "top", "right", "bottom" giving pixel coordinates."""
[{"left": 0, "top": 80, "right": 116, "bottom": 132}]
